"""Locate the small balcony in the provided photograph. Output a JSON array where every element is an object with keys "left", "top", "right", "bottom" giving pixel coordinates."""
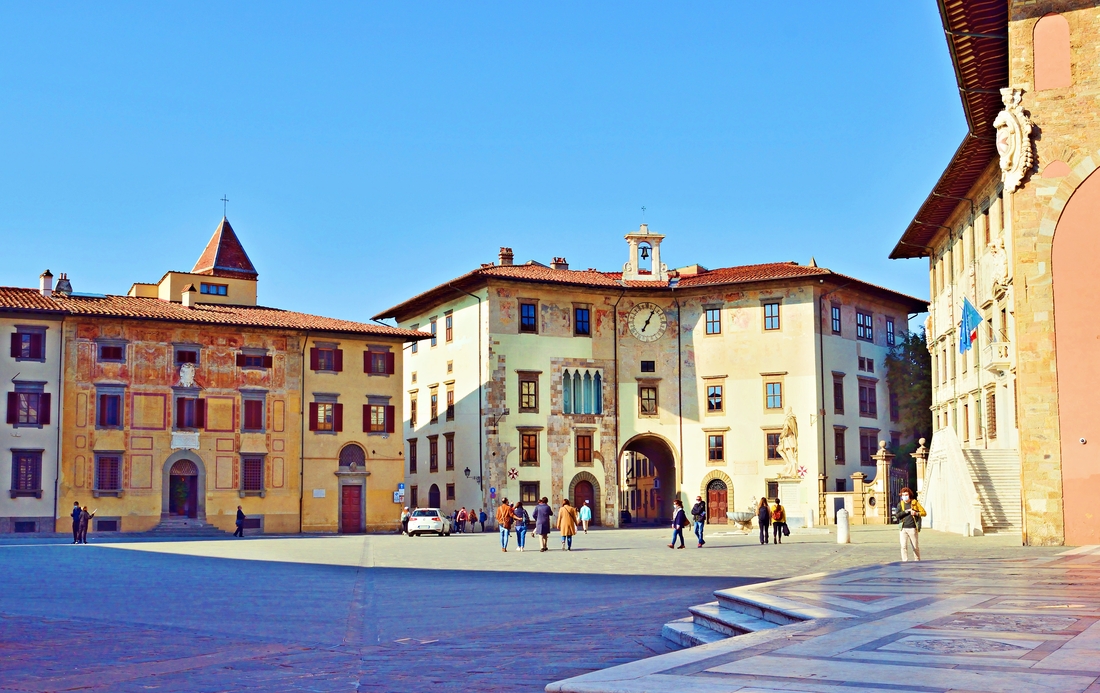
[{"left": 983, "top": 342, "right": 1012, "bottom": 377}]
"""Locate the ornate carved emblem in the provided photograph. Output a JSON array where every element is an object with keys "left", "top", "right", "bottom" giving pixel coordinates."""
[
  {"left": 179, "top": 362, "right": 196, "bottom": 388},
  {"left": 993, "top": 88, "right": 1034, "bottom": 193}
]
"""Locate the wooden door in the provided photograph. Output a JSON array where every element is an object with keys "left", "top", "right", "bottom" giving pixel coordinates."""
[
  {"left": 340, "top": 485, "right": 362, "bottom": 534},
  {"left": 707, "top": 481, "right": 728, "bottom": 524},
  {"left": 573, "top": 481, "right": 595, "bottom": 524}
]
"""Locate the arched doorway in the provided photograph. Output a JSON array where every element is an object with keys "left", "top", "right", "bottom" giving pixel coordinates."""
[
  {"left": 568, "top": 471, "right": 601, "bottom": 525},
  {"left": 169, "top": 459, "right": 199, "bottom": 518},
  {"left": 706, "top": 479, "right": 729, "bottom": 525},
  {"left": 1053, "top": 167, "right": 1100, "bottom": 545},
  {"left": 338, "top": 444, "right": 367, "bottom": 534},
  {"left": 620, "top": 434, "right": 678, "bottom": 524},
  {"left": 428, "top": 483, "right": 441, "bottom": 509}
]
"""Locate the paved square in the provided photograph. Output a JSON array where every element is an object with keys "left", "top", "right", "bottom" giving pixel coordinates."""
[{"left": 0, "top": 527, "right": 1057, "bottom": 692}]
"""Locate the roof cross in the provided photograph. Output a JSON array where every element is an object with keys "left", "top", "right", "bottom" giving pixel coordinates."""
[{"left": 221, "top": 195, "right": 229, "bottom": 218}]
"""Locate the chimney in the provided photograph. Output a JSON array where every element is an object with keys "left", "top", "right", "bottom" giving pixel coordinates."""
[
  {"left": 498, "top": 247, "right": 514, "bottom": 266},
  {"left": 182, "top": 284, "right": 197, "bottom": 308},
  {"left": 39, "top": 270, "right": 53, "bottom": 297},
  {"left": 54, "top": 273, "right": 72, "bottom": 296},
  {"left": 550, "top": 257, "right": 569, "bottom": 270}
]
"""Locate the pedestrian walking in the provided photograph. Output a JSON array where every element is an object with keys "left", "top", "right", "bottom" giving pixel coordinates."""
[
  {"left": 757, "top": 497, "right": 771, "bottom": 545},
  {"left": 512, "top": 502, "right": 530, "bottom": 551},
  {"left": 77, "top": 506, "right": 94, "bottom": 544},
  {"left": 400, "top": 506, "right": 411, "bottom": 535},
  {"left": 691, "top": 495, "right": 707, "bottom": 547},
  {"left": 895, "top": 487, "right": 927, "bottom": 562},
  {"left": 578, "top": 500, "right": 592, "bottom": 534},
  {"left": 234, "top": 505, "right": 245, "bottom": 538},
  {"left": 771, "top": 500, "right": 787, "bottom": 545},
  {"left": 70, "top": 501, "right": 82, "bottom": 544},
  {"left": 669, "top": 499, "right": 687, "bottom": 549},
  {"left": 532, "top": 497, "right": 553, "bottom": 552},
  {"left": 479, "top": 509, "right": 487, "bottom": 532},
  {"left": 457, "top": 507, "right": 467, "bottom": 534},
  {"left": 557, "top": 499, "right": 579, "bottom": 551},
  {"left": 495, "top": 498, "right": 513, "bottom": 552}
]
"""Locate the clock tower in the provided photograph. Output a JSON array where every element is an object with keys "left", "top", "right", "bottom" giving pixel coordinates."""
[{"left": 621, "top": 224, "right": 669, "bottom": 282}]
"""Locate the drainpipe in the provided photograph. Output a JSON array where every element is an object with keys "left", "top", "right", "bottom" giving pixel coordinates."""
[
  {"left": 611, "top": 287, "right": 626, "bottom": 520},
  {"left": 299, "top": 330, "right": 310, "bottom": 534},
  {"left": 449, "top": 285, "right": 484, "bottom": 505},
  {"left": 51, "top": 317, "right": 66, "bottom": 531},
  {"left": 673, "top": 288, "right": 683, "bottom": 494}
]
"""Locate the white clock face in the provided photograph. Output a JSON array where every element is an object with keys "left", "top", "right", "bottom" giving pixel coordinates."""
[{"left": 627, "top": 302, "right": 667, "bottom": 342}]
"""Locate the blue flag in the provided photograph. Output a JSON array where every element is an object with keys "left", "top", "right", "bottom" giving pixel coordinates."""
[{"left": 959, "top": 298, "right": 983, "bottom": 353}]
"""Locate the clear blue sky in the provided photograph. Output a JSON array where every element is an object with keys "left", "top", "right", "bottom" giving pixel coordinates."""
[{"left": 0, "top": 2, "right": 960, "bottom": 323}]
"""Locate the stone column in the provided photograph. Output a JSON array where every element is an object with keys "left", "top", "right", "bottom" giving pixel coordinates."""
[
  {"left": 872, "top": 441, "right": 895, "bottom": 525},
  {"left": 911, "top": 438, "right": 929, "bottom": 494},
  {"left": 850, "top": 472, "right": 866, "bottom": 525},
  {"left": 818, "top": 474, "right": 828, "bottom": 526}
]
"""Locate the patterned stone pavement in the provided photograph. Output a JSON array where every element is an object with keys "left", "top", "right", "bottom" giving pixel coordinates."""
[
  {"left": 0, "top": 527, "right": 1061, "bottom": 692},
  {"left": 549, "top": 546, "right": 1100, "bottom": 693}
]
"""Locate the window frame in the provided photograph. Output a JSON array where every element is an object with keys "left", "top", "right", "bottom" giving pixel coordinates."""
[
  {"left": 96, "top": 340, "right": 127, "bottom": 364},
  {"left": 428, "top": 436, "right": 439, "bottom": 473},
  {"left": 446, "top": 483, "right": 456, "bottom": 501},
  {"left": 706, "top": 384, "right": 723, "bottom": 413},
  {"left": 430, "top": 319, "right": 438, "bottom": 347},
  {"left": 765, "top": 432, "right": 782, "bottom": 461},
  {"left": 575, "top": 432, "right": 593, "bottom": 465},
  {"left": 240, "top": 455, "right": 265, "bottom": 495},
  {"left": 859, "top": 430, "right": 878, "bottom": 466},
  {"left": 856, "top": 310, "right": 874, "bottom": 342},
  {"left": 705, "top": 308, "right": 722, "bottom": 335},
  {"left": 367, "top": 404, "right": 387, "bottom": 433},
  {"left": 707, "top": 434, "right": 724, "bottom": 463},
  {"left": 9, "top": 382, "right": 49, "bottom": 428},
  {"left": 834, "top": 427, "right": 847, "bottom": 464},
  {"left": 445, "top": 433, "right": 455, "bottom": 471},
  {"left": 518, "top": 374, "right": 539, "bottom": 413},
  {"left": 409, "top": 395, "right": 418, "bottom": 429},
  {"left": 830, "top": 305, "right": 841, "bottom": 335},
  {"left": 763, "top": 302, "right": 781, "bottom": 331},
  {"left": 519, "top": 302, "right": 538, "bottom": 334},
  {"left": 11, "top": 326, "right": 47, "bottom": 362},
  {"left": 520, "top": 481, "right": 540, "bottom": 504},
  {"left": 445, "top": 386, "right": 455, "bottom": 421},
  {"left": 573, "top": 306, "right": 591, "bottom": 337},
  {"left": 858, "top": 379, "right": 878, "bottom": 418},
  {"left": 93, "top": 452, "right": 123, "bottom": 496},
  {"left": 765, "top": 381, "right": 783, "bottom": 410},
  {"left": 886, "top": 317, "right": 896, "bottom": 346},
  {"left": 519, "top": 430, "right": 540, "bottom": 466},
  {"left": 10, "top": 449, "right": 43, "bottom": 498},
  {"left": 174, "top": 345, "right": 200, "bottom": 366},
  {"left": 199, "top": 282, "right": 228, "bottom": 296},
  {"left": 429, "top": 388, "right": 439, "bottom": 423},
  {"left": 95, "top": 386, "right": 125, "bottom": 430},
  {"left": 241, "top": 393, "right": 266, "bottom": 432},
  {"left": 638, "top": 385, "right": 658, "bottom": 417},
  {"left": 408, "top": 438, "right": 418, "bottom": 474},
  {"left": 444, "top": 311, "right": 453, "bottom": 343},
  {"left": 832, "top": 377, "right": 844, "bottom": 414}
]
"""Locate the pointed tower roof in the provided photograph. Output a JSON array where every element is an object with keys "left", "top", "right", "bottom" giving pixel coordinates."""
[{"left": 192, "top": 217, "right": 258, "bottom": 280}]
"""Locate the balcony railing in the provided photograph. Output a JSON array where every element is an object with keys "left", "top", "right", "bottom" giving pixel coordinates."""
[{"left": 982, "top": 342, "right": 1011, "bottom": 376}]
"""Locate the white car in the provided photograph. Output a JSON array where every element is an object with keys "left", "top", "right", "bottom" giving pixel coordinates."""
[{"left": 407, "top": 508, "right": 452, "bottom": 537}]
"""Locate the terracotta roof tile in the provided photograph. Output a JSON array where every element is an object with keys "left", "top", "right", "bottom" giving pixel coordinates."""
[
  {"left": 0, "top": 286, "right": 425, "bottom": 338},
  {"left": 375, "top": 259, "right": 926, "bottom": 320},
  {"left": 192, "top": 217, "right": 259, "bottom": 279},
  {"left": 0, "top": 287, "right": 67, "bottom": 313}
]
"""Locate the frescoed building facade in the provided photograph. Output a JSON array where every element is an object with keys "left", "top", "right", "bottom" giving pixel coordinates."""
[
  {"left": 0, "top": 216, "right": 424, "bottom": 534},
  {"left": 891, "top": 0, "right": 1100, "bottom": 545},
  {"left": 378, "top": 227, "right": 926, "bottom": 527}
]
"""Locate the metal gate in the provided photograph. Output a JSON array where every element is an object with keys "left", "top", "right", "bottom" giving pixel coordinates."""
[{"left": 888, "top": 464, "right": 909, "bottom": 521}]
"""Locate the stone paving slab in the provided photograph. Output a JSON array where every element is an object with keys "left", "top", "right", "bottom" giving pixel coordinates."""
[{"left": 548, "top": 547, "right": 1100, "bottom": 693}]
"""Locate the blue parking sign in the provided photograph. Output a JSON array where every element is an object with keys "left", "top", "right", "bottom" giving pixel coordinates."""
[{"left": 398, "top": 483, "right": 405, "bottom": 490}]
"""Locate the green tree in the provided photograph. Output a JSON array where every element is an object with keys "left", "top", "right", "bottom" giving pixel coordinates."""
[{"left": 885, "top": 328, "right": 932, "bottom": 442}]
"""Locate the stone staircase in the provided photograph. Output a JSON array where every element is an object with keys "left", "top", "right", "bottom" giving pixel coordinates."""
[
  {"left": 662, "top": 585, "right": 805, "bottom": 647},
  {"left": 961, "top": 449, "right": 1022, "bottom": 534},
  {"left": 144, "top": 516, "right": 233, "bottom": 539}
]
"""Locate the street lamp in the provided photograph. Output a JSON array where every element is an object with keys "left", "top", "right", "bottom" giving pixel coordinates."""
[{"left": 464, "top": 467, "right": 470, "bottom": 478}]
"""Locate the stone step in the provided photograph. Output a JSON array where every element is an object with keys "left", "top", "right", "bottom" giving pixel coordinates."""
[
  {"left": 661, "top": 617, "right": 727, "bottom": 648},
  {"left": 687, "top": 602, "right": 780, "bottom": 637},
  {"left": 714, "top": 590, "right": 811, "bottom": 626}
]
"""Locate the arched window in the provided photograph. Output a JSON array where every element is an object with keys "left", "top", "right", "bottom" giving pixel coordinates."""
[
  {"left": 583, "top": 371, "right": 593, "bottom": 414},
  {"left": 594, "top": 372, "right": 603, "bottom": 414},
  {"left": 1034, "top": 13, "right": 1071, "bottom": 90},
  {"left": 573, "top": 371, "right": 582, "bottom": 413},
  {"left": 563, "top": 370, "right": 573, "bottom": 414},
  {"left": 339, "top": 444, "right": 365, "bottom": 468}
]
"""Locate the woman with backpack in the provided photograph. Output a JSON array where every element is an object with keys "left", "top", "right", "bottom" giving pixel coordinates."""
[
  {"left": 895, "top": 487, "right": 927, "bottom": 562},
  {"left": 512, "top": 502, "right": 530, "bottom": 552},
  {"left": 757, "top": 497, "right": 772, "bottom": 545},
  {"left": 771, "top": 499, "right": 787, "bottom": 545},
  {"left": 668, "top": 499, "right": 688, "bottom": 549}
]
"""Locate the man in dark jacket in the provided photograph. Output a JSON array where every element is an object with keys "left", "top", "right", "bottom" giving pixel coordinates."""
[
  {"left": 71, "top": 501, "right": 82, "bottom": 544},
  {"left": 669, "top": 500, "right": 687, "bottom": 549},
  {"left": 234, "top": 506, "right": 245, "bottom": 537},
  {"left": 77, "top": 506, "right": 94, "bottom": 544},
  {"left": 532, "top": 497, "right": 553, "bottom": 552},
  {"left": 691, "top": 496, "right": 707, "bottom": 548}
]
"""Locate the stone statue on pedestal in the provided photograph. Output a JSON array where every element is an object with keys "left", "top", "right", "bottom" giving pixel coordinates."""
[{"left": 777, "top": 409, "right": 800, "bottom": 479}]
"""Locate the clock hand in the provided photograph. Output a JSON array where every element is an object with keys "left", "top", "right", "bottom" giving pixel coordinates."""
[{"left": 641, "top": 310, "right": 655, "bottom": 331}]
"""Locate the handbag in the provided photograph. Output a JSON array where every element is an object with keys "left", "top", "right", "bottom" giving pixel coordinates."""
[{"left": 782, "top": 523, "right": 790, "bottom": 537}]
